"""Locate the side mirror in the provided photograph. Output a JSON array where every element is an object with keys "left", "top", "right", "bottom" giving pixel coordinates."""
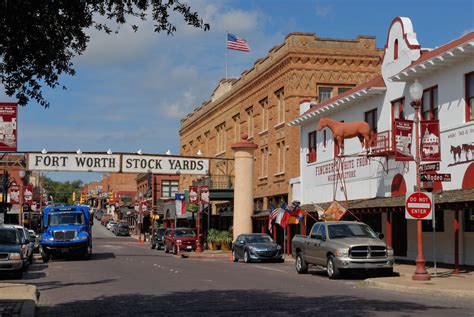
[{"left": 378, "top": 232, "right": 384, "bottom": 239}]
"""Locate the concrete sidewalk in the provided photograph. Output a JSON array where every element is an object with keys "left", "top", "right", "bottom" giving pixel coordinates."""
[
  {"left": 364, "top": 263, "right": 474, "bottom": 298},
  {"left": 0, "top": 283, "right": 38, "bottom": 316}
]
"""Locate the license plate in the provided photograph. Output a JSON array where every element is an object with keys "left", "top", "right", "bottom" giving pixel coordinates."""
[{"left": 187, "top": 246, "right": 192, "bottom": 250}]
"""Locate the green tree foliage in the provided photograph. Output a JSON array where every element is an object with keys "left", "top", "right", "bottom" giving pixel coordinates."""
[
  {"left": 0, "top": 0, "right": 210, "bottom": 108},
  {"left": 42, "top": 176, "right": 83, "bottom": 205}
]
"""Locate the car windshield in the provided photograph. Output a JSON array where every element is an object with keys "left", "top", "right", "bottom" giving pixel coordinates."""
[
  {"left": 246, "top": 235, "right": 273, "bottom": 243},
  {"left": 48, "top": 213, "right": 84, "bottom": 226},
  {"left": 174, "top": 229, "right": 196, "bottom": 237},
  {"left": 328, "top": 224, "right": 377, "bottom": 239},
  {"left": 119, "top": 225, "right": 128, "bottom": 229},
  {"left": 0, "top": 229, "right": 18, "bottom": 244}
]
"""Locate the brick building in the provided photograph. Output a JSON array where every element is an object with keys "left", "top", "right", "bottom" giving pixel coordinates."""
[{"left": 180, "top": 32, "right": 383, "bottom": 221}]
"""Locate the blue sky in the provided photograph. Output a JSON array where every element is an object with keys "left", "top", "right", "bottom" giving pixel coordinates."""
[{"left": 1, "top": 0, "right": 473, "bottom": 183}]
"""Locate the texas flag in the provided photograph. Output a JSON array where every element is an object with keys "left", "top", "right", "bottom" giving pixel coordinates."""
[{"left": 175, "top": 193, "right": 186, "bottom": 216}]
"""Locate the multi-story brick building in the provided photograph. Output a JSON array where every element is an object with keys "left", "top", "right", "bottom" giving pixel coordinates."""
[{"left": 180, "top": 32, "right": 383, "bottom": 220}]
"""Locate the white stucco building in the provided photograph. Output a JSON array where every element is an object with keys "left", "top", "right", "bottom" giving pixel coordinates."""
[{"left": 289, "top": 17, "right": 474, "bottom": 266}]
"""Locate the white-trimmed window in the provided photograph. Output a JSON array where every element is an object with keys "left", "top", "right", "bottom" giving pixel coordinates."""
[
  {"left": 233, "top": 114, "right": 241, "bottom": 141},
  {"left": 161, "top": 180, "right": 179, "bottom": 198},
  {"left": 276, "top": 141, "right": 286, "bottom": 174},
  {"left": 260, "top": 98, "right": 268, "bottom": 131},
  {"left": 260, "top": 147, "right": 268, "bottom": 178},
  {"left": 466, "top": 72, "right": 474, "bottom": 122},
  {"left": 275, "top": 89, "right": 285, "bottom": 123},
  {"left": 246, "top": 107, "right": 254, "bottom": 138},
  {"left": 422, "top": 86, "right": 439, "bottom": 120},
  {"left": 318, "top": 87, "right": 333, "bottom": 102},
  {"left": 216, "top": 123, "right": 226, "bottom": 154}
]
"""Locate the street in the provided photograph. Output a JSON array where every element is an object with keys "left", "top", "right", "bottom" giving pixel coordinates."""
[{"left": 8, "top": 224, "right": 472, "bottom": 316}]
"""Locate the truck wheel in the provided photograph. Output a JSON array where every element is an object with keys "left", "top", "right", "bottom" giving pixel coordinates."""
[
  {"left": 295, "top": 252, "right": 308, "bottom": 274},
  {"left": 327, "top": 256, "right": 340, "bottom": 279},
  {"left": 150, "top": 242, "right": 156, "bottom": 249},
  {"left": 82, "top": 245, "right": 92, "bottom": 260},
  {"left": 379, "top": 267, "right": 393, "bottom": 277},
  {"left": 232, "top": 250, "right": 238, "bottom": 262},
  {"left": 172, "top": 244, "right": 177, "bottom": 255},
  {"left": 244, "top": 250, "right": 251, "bottom": 263},
  {"left": 41, "top": 252, "right": 50, "bottom": 263}
]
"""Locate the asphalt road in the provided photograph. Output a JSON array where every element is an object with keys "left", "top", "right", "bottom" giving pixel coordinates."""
[{"left": 15, "top": 224, "right": 474, "bottom": 316}]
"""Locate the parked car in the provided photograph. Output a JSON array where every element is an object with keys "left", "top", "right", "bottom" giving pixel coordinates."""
[
  {"left": 28, "top": 229, "right": 40, "bottom": 253},
  {"left": 164, "top": 228, "right": 196, "bottom": 254},
  {"left": 109, "top": 222, "right": 119, "bottom": 233},
  {"left": 0, "top": 226, "right": 25, "bottom": 278},
  {"left": 106, "top": 221, "right": 118, "bottom": 230},
  {"left": 113, "top": 224, "right": 130, "bottom": 236},
  {"left": 11, "top": 225, "right": 33, "bottom": 266},
  {"left": 292, "top": 221, "right": 394, "bottom": 279},
  {"left": 232, "top": 233, "right": 283, "bottom": 263},
  {"left": 101, "top": 214, "right": 113, "bottom": 226},
  {"left": 150, "top": 228, "right": 167, "bottom": 250}
]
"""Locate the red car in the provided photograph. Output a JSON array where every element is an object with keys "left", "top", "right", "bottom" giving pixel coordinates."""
[{"left": 164, "top": 228, "right": 197, "bottom": 254}]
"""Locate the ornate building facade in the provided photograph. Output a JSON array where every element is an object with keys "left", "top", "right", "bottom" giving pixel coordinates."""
[{"left": 180, "top": 32, "right": 383, "bottom": 216}]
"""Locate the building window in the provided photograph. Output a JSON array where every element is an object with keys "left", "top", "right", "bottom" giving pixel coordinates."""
[
  {"left": 233, "top": 114, "right": 241, "bottom": 141},
  {"left": 466, "top": 72, "right": 474, "bottom": 121},
  {"left": 318, "top": 87, "right": 333, "bottom": 103},
  {"left": 394, "top": 39, "right": 398, "bottom": 60},
  {"left": 307, "top": 131, "right": 317, "bottom": 163},
  {"left": 204, "top": 131, "right": 210, "bottom": 155},
  {"left": 391, "top": 97, "right": 405, "bottom": 120},
  {"left": 161, "top": 180, "right": 179, "bottom": 198},
  {"left": 216, "top": 123, "right": 226, "bottom": 154},
  {"left": 276, "top": 141, "right": 286, "bottom": 174},
  {"left": 275, "top": 89, "right": 285, "bottom": 123},
  {"left": 246, "top": 107, "right": 254, "bottom": 138},
  {"left": 338, "top": 87, "right": 352, "bottom": 95},
  {"left": 260, "top": 147, "right": 268, "bottom": 178},
  {"left": 464, "top": 208, "right": 474, "bottom": 232},
  {"left": 364, "top": 108, "right": 378, "bottom": 133},
  {"left": 260, "top": 97, "right": 268, "bottom": 131},
  {"left": 422, "top": 209, "right": 444, "bottom": 232},
  {"left": 421, "top": 86, "right": 439, "bottom": 120}
]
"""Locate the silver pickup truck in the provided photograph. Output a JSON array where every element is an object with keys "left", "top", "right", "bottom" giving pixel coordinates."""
[{"left": 292, "top": 221, "right": 394, "bottom": 279}]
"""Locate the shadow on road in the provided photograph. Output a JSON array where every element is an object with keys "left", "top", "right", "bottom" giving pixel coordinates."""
[
  {"left": 37, "top": 289, "right": 455, "bottom": 316},
  {"left": 33, "top": 278, "right": 117, "bottom": 291}
]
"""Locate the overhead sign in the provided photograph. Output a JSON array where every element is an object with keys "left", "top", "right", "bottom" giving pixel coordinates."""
[
  {"left": 421, "top": 173, "right": 451, "bottom": 182},
  {"left": 419, "top": 162, "right": 440, "bottom": 173},
  {"left": 121, "top": 155, "right": 209, "bottom": 175},
  {"left": 0, "top": 102, "right": 18, "bottom": 152},
  {"left": 9, "top": 184, "right": 20, "bottom": 204},
  {"left": 421, "top": 120, "right": 441, "bottom": 161},
  {"left": 405, "top": 192, "right": 433, "bottom": 220},
  {"left": 27, "top": 153, "right": 121, "bottom": 172}
]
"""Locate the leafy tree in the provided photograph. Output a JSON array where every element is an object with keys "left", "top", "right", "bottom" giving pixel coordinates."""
[
  {"left": 42, "top": 176, "right": 83, "bottom": 205},
  {"left": 0, "top": 0, "right": 209, "bottom": 108}
]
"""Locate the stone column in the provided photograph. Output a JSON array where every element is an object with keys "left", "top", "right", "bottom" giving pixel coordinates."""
[{"left": 231, "top": 133, "right": 258, "bottom": 241}]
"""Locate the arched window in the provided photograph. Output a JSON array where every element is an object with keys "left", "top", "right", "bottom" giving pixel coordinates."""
[
  {"left": 394, "top": 39, "right": 399, "bottom": 60},
  {"left": 391, "top": 174, "right": 406, "bottom": 196}
]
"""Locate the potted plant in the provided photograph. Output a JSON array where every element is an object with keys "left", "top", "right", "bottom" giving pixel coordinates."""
[
  {"left": 220, "top": 231, "right": 233, "bottom": 251},
  {"left": 207, "top": 229, "right": 218, "bottom": 250}
]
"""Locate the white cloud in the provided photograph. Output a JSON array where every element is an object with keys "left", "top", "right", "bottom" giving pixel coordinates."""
[
  {"left": 165, "top": 90, "right": 199, "bottom": 119},
  {"left": 214, "top": 10, "right": 260, "bottom": 33},
  {"left": 315, "top": 4, "right": 332, "bottom": 17}
]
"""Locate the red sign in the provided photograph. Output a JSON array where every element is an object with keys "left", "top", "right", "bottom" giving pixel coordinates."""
[
  {"left": 405, "top": 192, "right": 433, "bottom": 220},
  {"left": 0, "top": 103, "right": 18, "bottom": 151},
  {"left": 421, "top": 173, "right": 451, "bottom": 182},
  {"left": 394, "top": 119, "right": 414, "bottom": 161},
  {"left": 421, "top": 120, "right": 441, "bottom": 161},
  {"left": 9, "top": 184, "right": 20, "bottom": 204},
  {"left": 188, "top": 186, "right": 199, "bottom": 204},
  {"left": 23, "top": 185, "right": 33, "bottom": 204},
  {"left": 200, "top": 186, "right": 210, "bottom": 204}
]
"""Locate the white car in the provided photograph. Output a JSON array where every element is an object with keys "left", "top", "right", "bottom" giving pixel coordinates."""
[{"left": 106, "top": 221, "right": 117, "bottom": 230}]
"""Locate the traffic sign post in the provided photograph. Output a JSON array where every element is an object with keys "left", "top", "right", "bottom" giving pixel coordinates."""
[{"left": 405, "top": 192, "right": 433, "bottom": 220}]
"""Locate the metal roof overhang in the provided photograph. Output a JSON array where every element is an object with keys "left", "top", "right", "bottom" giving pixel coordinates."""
[
  {"left": 389, "top": 41, "right": 474, "bottom": 82},
  {"left": 288, "top": 87, "right": 386, "bottom": 127}
]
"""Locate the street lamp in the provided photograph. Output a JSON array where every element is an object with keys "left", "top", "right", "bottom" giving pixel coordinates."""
[{"left": 409, "top": 79, "right": 430, "bottom": 281}]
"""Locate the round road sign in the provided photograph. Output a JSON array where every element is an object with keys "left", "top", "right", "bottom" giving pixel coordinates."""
[{"left": 405, "top": 192, "right": 433, "bottom": 220}]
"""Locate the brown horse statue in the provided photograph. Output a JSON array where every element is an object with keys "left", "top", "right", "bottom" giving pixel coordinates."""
[{"left": 317, "top": 117, "right": 375, "bottom": 155}]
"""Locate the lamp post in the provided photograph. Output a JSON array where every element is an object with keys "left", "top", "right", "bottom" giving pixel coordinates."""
[{"left": 409, "top": 79, "right": 431, "bottom": 281}]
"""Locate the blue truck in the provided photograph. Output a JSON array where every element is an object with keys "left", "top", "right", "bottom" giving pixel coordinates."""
[{"left": 39, "top": 205, "right": 93, "bottom": 262}]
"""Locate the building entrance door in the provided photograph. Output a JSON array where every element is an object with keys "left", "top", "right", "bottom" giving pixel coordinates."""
[{"left": 391, "top": 211, "right": 407, "bottom": 256}]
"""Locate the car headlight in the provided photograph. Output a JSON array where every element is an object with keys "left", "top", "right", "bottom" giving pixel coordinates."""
[
  {"left": 9, "top": 253, "right": 21, "bottom": 260},
  {"left": 387, "top": 247, "right": 394, "bottom": 256},
  {"left": 44, "top": 236, "right": 54, "bottom": 241},
  {"left": 335, "top": 249, "right": 349, "bottom": 257},
  {"left": 277, "top": 245, "right": 282, "bottom": 250},
  {"left": 76, "top": 235, "right": 88, "bottom": 240},
  {"left": 176, "top": 240, "right": 182, "bottom": 243}
]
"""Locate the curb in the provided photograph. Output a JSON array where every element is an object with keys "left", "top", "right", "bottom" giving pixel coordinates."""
[
  {"left": 20, "top": 300, "right": 36, "bottom": 317},
  {"left": 361, "top": 279, "right": 474, "bottom": 298}
]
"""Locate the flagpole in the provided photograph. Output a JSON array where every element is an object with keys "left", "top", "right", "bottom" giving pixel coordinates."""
[{"left": 225, "top": 31, "right": 228, "bottom": 79}]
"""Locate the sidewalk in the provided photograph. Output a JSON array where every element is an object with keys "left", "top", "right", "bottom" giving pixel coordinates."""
[
  {"left": 0, "top": 283, "right": 38, "bottom": 317},
  {"left": 363, "top": 263, "right": 474, "bottom": 298}
]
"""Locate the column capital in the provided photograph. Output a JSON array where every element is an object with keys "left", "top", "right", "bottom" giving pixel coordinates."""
[{"left": 231, "top": 133, "right": 258, "bottom": 150}]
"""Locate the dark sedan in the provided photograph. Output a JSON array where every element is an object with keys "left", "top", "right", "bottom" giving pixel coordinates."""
[
  {"left": 150, "top": 228, "right": 167, "bottom": 250},
  {"left": 232, "top": 233, "right": 283, "bottom": 263},
  {"left": 114, "top": 224, "right": 130, "bottom": 236}
]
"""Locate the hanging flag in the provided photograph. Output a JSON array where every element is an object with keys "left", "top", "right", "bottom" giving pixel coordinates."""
[
  {"left": 268, "top": 203, "right": 279, "bottom": 233},
  {"left": 227, "top": 33, "right": 250, "bottom": 52},
  {"left": 279, "top": 207, "right": 292, "bottom": 228},
  {"left": 175, "top": 193, "right": 186, "bottom": 216},
  {"left": 275, "top": 203, "right": 287, "bottom": 226}
]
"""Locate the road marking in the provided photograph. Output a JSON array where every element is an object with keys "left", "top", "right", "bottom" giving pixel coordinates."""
[{"left": 254, "top": 265, "right": 287, "bottom": 273}]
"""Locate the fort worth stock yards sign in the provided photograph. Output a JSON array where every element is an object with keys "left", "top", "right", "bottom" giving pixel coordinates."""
[{"left": 27, "top": 153, "right": 209, "bottom": 175}]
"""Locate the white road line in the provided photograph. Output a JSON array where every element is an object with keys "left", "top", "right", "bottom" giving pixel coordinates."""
[{"left": 254, "top": 265, "right": 287, "bottom": 273}]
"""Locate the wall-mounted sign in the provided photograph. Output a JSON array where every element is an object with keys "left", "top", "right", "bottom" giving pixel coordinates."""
[
  {"left": 188, "top": 186, "right": 199, "bottom": 204},
  {"left": 27, "top": 153, "right": 121, "bottom": 172},
  {"left": 0, "top": 102, "right": 18, "bottom": 152},
  {"left": 419, "top": 162, "right": 439, "bottom": 173},
  {"left": 23, "top": 185, "right": 33, "bottom": 204},
  {"left": 394, "top": 119, "right": 414, "bottom": 161},
  {"left": 121, "top": 155, "right": 209, "bottom": 175},
  {"left": 200, "top": 186, "right": 210, "bottom": 204},
  {"left": 421, "top": 120, "right": 441, "bottom": 161}
]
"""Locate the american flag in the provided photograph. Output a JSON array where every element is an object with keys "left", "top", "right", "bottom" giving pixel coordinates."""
[
  {"left": 227, "top": 33, "right": 250, "bottom": 52},
  {"left": 268, "top": 204, "right": 279, "bottom": 233}
]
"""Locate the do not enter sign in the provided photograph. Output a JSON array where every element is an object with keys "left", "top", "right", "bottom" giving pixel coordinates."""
[{"left": 405, "top": 192, "right": 433, "bottom": 220}]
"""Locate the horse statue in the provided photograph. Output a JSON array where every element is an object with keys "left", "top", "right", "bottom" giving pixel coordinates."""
[
  {"left": 450, "top": 145, "right": 462, "bottom": 162},
  {"left": 317, "top": 117, "right": 375, "bottom": 156}
]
